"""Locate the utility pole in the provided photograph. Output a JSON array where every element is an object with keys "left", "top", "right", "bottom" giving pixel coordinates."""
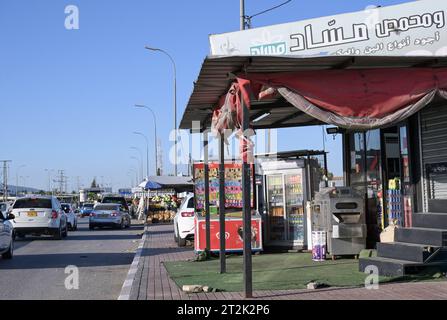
[
  {"left": 55, "top": 170, "right": 67, "bottom": 195},
  {"left": 240, "top": 0, "right": 246, "bottom": 30},
  {"left": 1, "top": 160, "right": 11, "bottom": 202}
]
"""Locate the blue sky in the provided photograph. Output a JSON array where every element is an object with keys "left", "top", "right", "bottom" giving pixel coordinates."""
[{"left": 0, "top": 0, "right": 412, "bottom": 191}]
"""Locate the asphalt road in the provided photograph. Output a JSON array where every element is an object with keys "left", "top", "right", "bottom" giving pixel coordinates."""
[{"left": 0, "top": 218, "right": 144, "bottom": 300}]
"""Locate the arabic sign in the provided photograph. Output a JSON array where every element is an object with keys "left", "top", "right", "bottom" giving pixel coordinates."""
[{"left": 210, "top": 0, "right": 447, "bottom": 57}]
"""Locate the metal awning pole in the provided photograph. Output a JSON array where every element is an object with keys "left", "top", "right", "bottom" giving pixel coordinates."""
[
  {"left": 324, "top": 152, "right": 329, "bottom": 188},
  {"left": 242, "top": 96, "right": 253, "bottom": 298},
  {"left": 219, "top": 133, "right": 226, "bottom": 273},
  {"left": 204, "top": 130, "right": 211, "bottom": 255}
]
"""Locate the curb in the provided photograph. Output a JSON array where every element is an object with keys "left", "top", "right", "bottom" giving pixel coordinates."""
[{"left": 118, "top": 225, "right": 148, "bottom": 300}]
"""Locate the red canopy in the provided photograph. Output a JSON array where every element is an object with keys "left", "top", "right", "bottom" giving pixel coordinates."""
[{"left": 212, "top": 68, "right": 447, "bottom": 131}]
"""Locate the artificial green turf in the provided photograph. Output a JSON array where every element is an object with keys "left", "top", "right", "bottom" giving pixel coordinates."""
[{"left": 164, "top": 253, "right": 444, "bottom": 292}]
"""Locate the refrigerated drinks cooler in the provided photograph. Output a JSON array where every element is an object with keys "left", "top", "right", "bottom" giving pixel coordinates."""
[{"left": 258, "top": 159, "right": 321, "bottom": 248}]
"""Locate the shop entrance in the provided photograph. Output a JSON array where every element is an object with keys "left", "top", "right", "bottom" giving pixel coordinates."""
[{"left": 346, "top": 123, "right": 414, "bottom": 246}]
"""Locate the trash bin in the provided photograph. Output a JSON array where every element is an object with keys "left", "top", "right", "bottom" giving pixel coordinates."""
[{"left": 312, "top": 231, "right": 327, "bottom": 262}]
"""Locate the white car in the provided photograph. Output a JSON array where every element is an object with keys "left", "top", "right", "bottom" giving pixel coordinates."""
[
  {"left": 173, "top": 193, "right": 195, "bottom": 247},
  {"left": 0, "top": 210, "right": 14, "bottom": 259},
  {"left": 61, "top": 203, "right": 78, "bottom": 231},
  {"left": 11, "top": 196, "right": 68, "bottom": 240}
]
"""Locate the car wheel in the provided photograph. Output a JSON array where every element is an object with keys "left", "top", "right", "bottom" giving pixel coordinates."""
[
  {"left": 120, "top": 220, "right": 125, "bottom": 229},
  {"left": 62, "top": 224, "right": 68, "bottom": 238},
  {"left": 89, "top": 225, "right": 95, "bottom": 231},
  {"left": 178, "top": 236, "right": 187, "bottom": 247},
  {"left": 2, "top": 240, "right": 13, "bottom": 259},
  {"left": 68, "top": 223, "right": 73, "bottom": 231},
  {"left": 74, "top": 221, "right": 78, "bottom": 231},
  {"left": 174, "top": 225, "right": 179, "bottom": 243},
  {"left": 54, "top": 226, "right": 62, "bottom": 240},
  {"left": 16, "top": 233, "right": 25, "bottom": 240}
]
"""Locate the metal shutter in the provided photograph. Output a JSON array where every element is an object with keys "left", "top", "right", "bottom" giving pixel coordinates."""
[{"left": 420, "top": 103, "right": 447, "bottom": 210}]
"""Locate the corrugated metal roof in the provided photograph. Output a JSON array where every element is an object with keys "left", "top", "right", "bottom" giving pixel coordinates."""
[{"left": 180, "top": 55, "right": 447, "bottom": 130}]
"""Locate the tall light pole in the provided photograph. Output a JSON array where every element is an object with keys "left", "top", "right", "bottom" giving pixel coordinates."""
[
  {"left": 144, "top": 46, "right": 177, "bottom": 176},
  {"left": 133, "top": 131, "right": 149, "bottom": 180},
  {"left": 130, "top": 147, "right": 144, "bottom": 181},
  {"left": 20, "top": 176, "right": 30, "bottom": 194},
  {"left": 128, "top": 167, "right": 139, "bottom": 187},
  {"left": 16, "top": 165, "right": 26, "bottom": 196},
  {"left": 44, "top": 169, "right": 54, "bottom": 194},
  {"left": 134, "top": 104, "right": 159, "bottom": 176},
  {"left": 130, "top": 156, "right": 142, "bottom": 182}
]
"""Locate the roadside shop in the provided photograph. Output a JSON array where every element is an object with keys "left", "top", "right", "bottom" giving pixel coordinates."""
[{"left": 179, "top": 0, "right": 447, "bottom": 296}]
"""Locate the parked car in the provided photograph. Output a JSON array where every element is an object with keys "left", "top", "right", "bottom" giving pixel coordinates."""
[
  {"left": 61, "top": 203, "right": 78, "bottom": 231},
  {"left": 10, "top": 196, "right": 68, "bottom": 240},
  {"left": 89, "top": 203, "right": 131, "bottom": 230},
  {"left": 173, "top": 193, "right": 195, "bottom": 247},
  {"left": 0, "top": 209, "right": 14, "bottom": 259},
  {"left": 80, "top": 203, "right": 95, "bottom": 217},
  {"left": 0, "top": 202, "right": 11, "bottom": 217},
  {"left": 100, "top": 195, "right": 129, "bottom": 211}
]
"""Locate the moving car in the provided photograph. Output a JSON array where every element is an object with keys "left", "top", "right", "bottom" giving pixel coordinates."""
[
  {"left": 89, "top": 203, "right": 131, "bottom": 230},
  {"left": 80, "top": 203, "right": 94, "bottom": 217},
  {"left": 173, "top": 193, "right": 195, "bottom": 247},
  {"left": 100, "top": 195, "right": 129, "bottom": 211},
  {"left": 10, "top": 196, "right": 68, "bottom": 240},
  {"left": 61, "top": 203, "right": 78, "bottom": 231},
  {"left": 0, "top": 209, "right": 14, "bottom": 259}
]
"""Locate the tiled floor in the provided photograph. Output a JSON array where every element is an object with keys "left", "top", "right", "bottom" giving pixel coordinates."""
[{"left": 129, "top": 224, "right": 447, "bottom": 300}]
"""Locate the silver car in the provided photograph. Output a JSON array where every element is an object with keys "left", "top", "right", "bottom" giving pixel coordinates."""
[
  {"left": 0, "top": 209, "right": 14, "bottom": 259},
  {"left": 89, "top": 203, "right": 131, "bottom": 230}
]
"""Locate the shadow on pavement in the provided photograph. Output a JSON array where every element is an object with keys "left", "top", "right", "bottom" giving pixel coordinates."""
[
  {"left": 65, "top": 234, "right": 143, "bottom": 241},
  {"left": 0, "top": 252, "right": 136, "bottom": 269},
  {"left": 140, "top": 246, "right": 193, "bottom": 257}
]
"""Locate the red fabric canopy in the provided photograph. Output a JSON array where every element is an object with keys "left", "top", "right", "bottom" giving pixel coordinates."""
[{"left": 212, "top": 67, "right": 447, "bottom": 131}]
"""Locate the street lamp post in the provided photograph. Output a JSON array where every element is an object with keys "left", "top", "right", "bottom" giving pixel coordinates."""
[
  {"left": 134, "top": 104, "right": 159, "bottom": 176},
  {"left": 130, "top": 156, "right": 143, "bottom": 183},
  {"left": 130, "top": 147, "right": 144, "bottom": 182},
  {"left": 16, "top": 165, "right": 26, "bottom": 196},
  {"left": 144, "top": 46, "right": 177, "bottom": 176},
  {"left": 133, "top": 131, "right": 149, "bottom": 180},
  {"left": 128, "top": 167, "right": 139, "bottom": 187},
  {"left": 45, "top": 169, "right": 54, "bottom": 195},
  {"left": 20, "top": 176, "right": 30, "bottom": 194}
]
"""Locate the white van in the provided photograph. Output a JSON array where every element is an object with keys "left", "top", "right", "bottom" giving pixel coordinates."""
[{"left": 11, "top": 196, "right": 68, "bottom": 240}]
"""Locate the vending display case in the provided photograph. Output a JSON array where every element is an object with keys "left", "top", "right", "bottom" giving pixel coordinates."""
[{"left": 193, "top": 161, "right": 262, "bottom": 253}]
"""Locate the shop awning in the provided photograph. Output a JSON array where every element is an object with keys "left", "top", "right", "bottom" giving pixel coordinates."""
[
  {"left": 179, "top": 55, "right": 447, "bottom": 131},
  {"left": 143, "top": 176, "right": 193, "bottom": 189}
]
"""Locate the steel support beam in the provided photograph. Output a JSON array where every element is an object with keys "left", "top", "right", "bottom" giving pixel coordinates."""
[{"left": 219, "top": 134, "right": 226, "bottom": 273}]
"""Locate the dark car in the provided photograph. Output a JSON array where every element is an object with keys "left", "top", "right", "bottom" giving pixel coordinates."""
[{"left": 100, "top": 195, "right": 129, "bottom": 211}]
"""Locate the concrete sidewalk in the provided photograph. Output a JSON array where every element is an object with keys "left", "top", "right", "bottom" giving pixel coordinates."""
[{"left": 124, "top": 224, "right": 447, "bottom": 300}]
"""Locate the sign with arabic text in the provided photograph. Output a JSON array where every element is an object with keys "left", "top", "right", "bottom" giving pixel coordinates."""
[{"left": 210, "top": 0, "right": 447, "bottom": 57}]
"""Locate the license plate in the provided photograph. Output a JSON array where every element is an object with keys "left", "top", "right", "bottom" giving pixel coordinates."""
[
  {"left": 27, "top": 211, "right": 38, "bottom": 217},
  {"left": 99, "top": 214, "right": 109, "bottom": 218}
]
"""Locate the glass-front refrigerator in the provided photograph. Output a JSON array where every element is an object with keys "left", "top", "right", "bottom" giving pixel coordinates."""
[
  {"left": 285, "top": 173, "right": 305, "bottom": 243},
  {"left": 265, "top": 169, "right": 306, "bottom": 247},
  {"left": 266, "top": 175, "right": 285, "bottom": 242}
]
